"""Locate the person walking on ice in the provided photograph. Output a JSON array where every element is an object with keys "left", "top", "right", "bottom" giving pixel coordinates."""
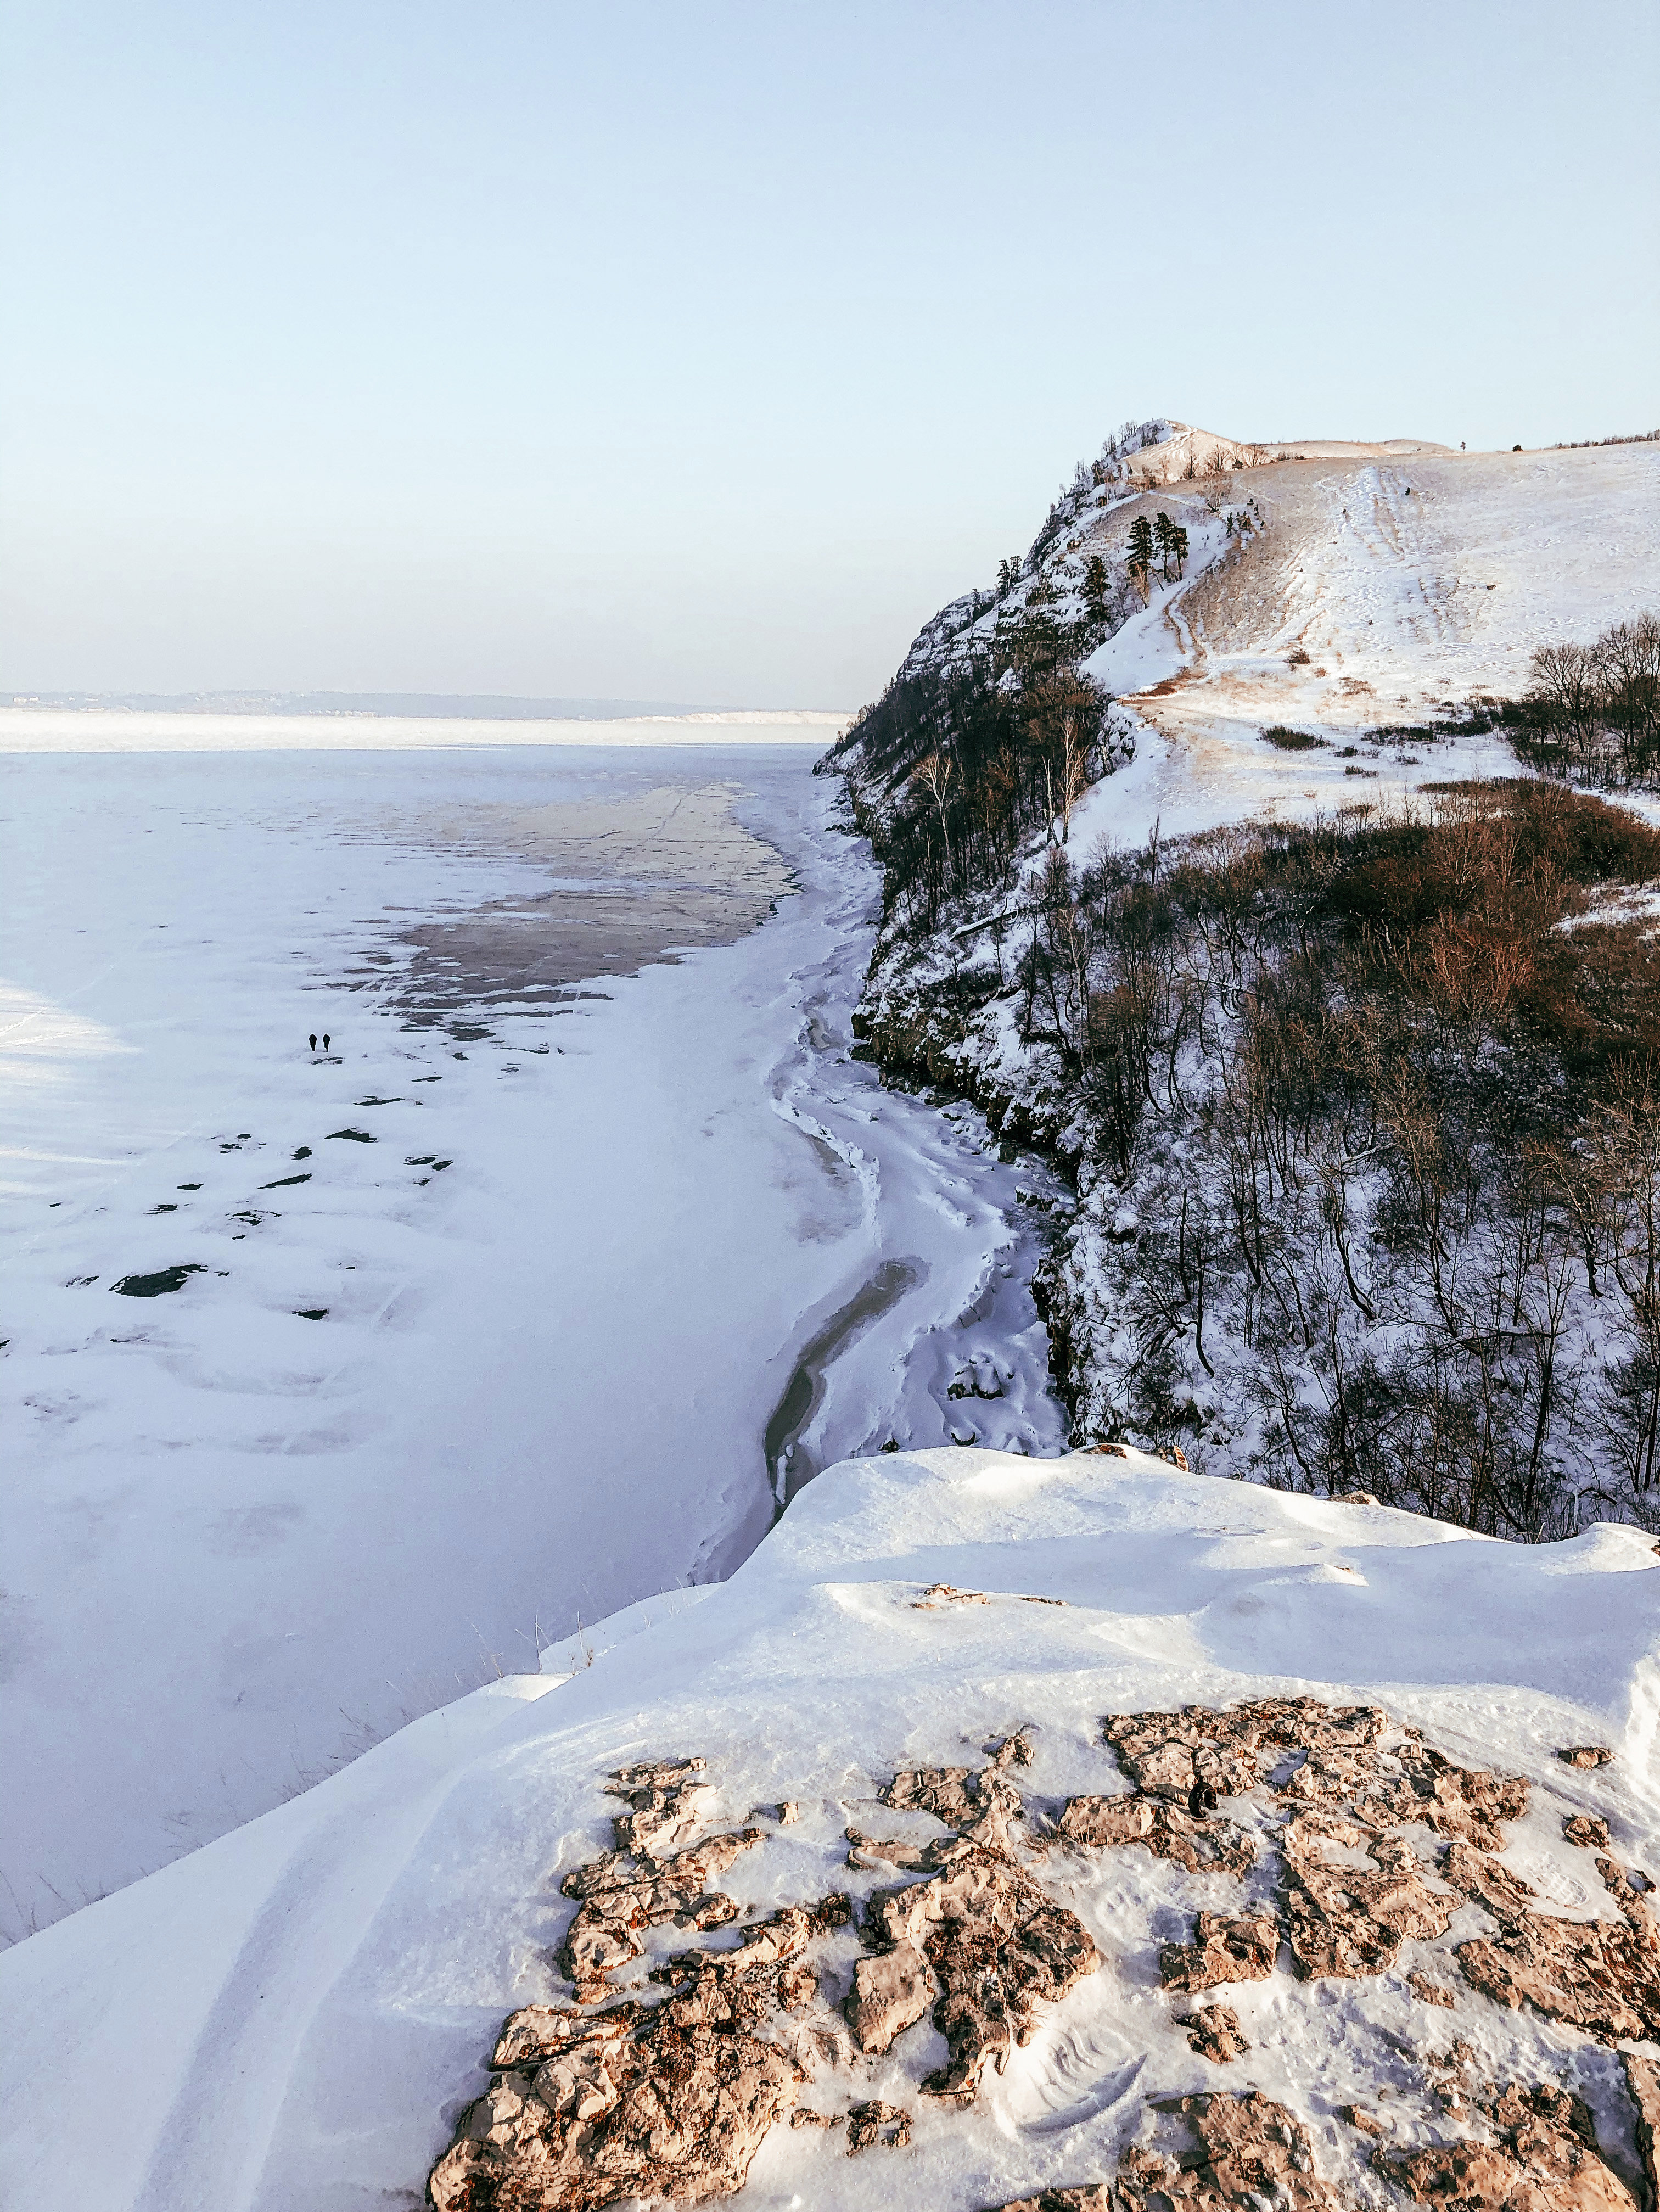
[
  {"left": 322, "top": 1033, "right": 330, "bottom": 1051},
  {"left": 309, "top": 1033, "right": 317, "bottom": 1052}
]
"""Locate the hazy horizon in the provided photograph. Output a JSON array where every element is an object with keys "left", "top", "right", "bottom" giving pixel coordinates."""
[{"left": 3, "top": 0, "right": 1656, "bottom": 707}]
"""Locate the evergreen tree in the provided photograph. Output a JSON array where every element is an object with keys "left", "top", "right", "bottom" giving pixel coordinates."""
[
  {"left": 1083, "top": 552, "right": 1111, "bottom": 624},
  {"left": 1127, "top": 514, "right": 1154, "bottom": 602},
  {"left": 1153, "top": 511, "right": 1173, "bottom": 579}
]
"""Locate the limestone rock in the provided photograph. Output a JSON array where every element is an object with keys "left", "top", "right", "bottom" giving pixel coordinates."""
[
  {"left": 1057, "top": 1791, "right": 1255, "bottom": 1877},
  {"left": 1407, "top": 1972, "right": 1457, "bottom": 2008},
  {"left": 1564, "top": 1815, "right": 1612, "bottom": 1850},
  {"left": 1314, "top": 1741, "right": 1529, "bottom": 1851},
  {"left": 863, "top": 1838, "right": 1098, "bottom": 2104},
  {"left": 1116, "top": 2091, "right": 1354, "bottom": 2212},
  {"left": 1182, "top": 2003, "right": 1250, "bottom": 2061},
  {"left": 1440, "top": 1838, "right": 1538, "bottom": 1924},
  {"left": 1560, "top": 1746, "right": 1615, "bottom": 1769},
  {"left": 1160, "top": 1911, "right": 1279, "bottom": 1992},
  {"left": 846, "top": 2098, "right": 911, "bottom": 2151},
  {"left": 557, "top": 1826, "right": 766, "bottom": 1998},
  {"left": 915, "top": 1582, "right": 989, "bottom": 1608},
  {"left": 1103, "top": 1697, "right": 1388, "bottom": 1812},
  {"left": 491, "top": 2001, "right": 639, "bottom": 2073},
  {"left": 429, "top": 2001, "right": 801, "bottom": 2212},
  {"left": 605, "top": 1756, "right": 717, "bottom": 1860},
  {"left": 845, "top": 1942, "right": 935, "bottom": 2052},
  {"left": 1623, "top": 2052, "right": 1660, "bottom": 2212},
  {"left": 845, "top": 1827, "right": 953, "bottom": 1873},
  {"left": 1378, "top": 2081, "right": 1638, "bottom": 2212},
  {"left": 1455, "top": 1860, "right": 1660, "bottom": 2045},
  {"left": 882, "top": 1756, "right": 1026, "bottom": 1849},
  {"left": 994, "top": 2189, "right": 1113, "bottom": 2211},
  {"left": 1280, "top": 1809, "right": 1459, "bottom": 1982},
  {"left": 1598, "top": 1857, "right": 1660, "bottom": 1952}
]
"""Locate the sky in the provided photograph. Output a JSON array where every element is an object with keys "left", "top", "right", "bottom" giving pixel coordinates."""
[{"left": 2, "top": 0, "right": 1656, "bottom": 709}]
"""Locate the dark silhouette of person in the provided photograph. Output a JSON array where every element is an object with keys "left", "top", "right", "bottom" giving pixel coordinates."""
[
  {"left": 309, "top": 1033, "right": 317, "bottom": 1052},
  {"left": 322, "top": 1033, "right": 331, "bottom": 1051}
]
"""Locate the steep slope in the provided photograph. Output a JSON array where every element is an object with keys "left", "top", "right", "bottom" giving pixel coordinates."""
[
  {"left": 825, "top": 423, "right": 1660, "bottom": 1540},
  {"left": 1, "top": 1444, "right": 1655, "bottom": 2211}
]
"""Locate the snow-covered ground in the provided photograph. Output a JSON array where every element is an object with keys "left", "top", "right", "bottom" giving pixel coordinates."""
[
  {"left": 1, "top": 725, "right": 1065, "bottom": 1942},
  {"left": 1070, "top": 441, "right": 1660, "bottom": 854},
  {"left": 1, "top": 1443, "right": 1653, "bottom": 2210}
]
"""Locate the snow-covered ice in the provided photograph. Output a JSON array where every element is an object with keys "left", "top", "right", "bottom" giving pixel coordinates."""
[{"left": 1, "top": 731, "right": 1065, "bottom": 1941}]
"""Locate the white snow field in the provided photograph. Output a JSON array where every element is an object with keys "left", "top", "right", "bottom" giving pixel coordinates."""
[
  {"left": 0, "top": 1443, "right": 1654, "bottom": 2210},
  {"left": 1069, "top": 439, "right": 1660, "bottom": 853},
  {"left": 0, "top": 727, "right": 1065, "bottom": 1942}
]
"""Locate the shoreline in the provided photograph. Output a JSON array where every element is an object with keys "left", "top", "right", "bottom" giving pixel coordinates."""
[{"left": 0, "top": 743, "right": 1067, "bottom": 1940}]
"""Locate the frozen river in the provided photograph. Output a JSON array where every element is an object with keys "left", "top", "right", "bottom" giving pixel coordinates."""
[{"left": 0, "top": 716, "right": 1068, "bottom": 1940}]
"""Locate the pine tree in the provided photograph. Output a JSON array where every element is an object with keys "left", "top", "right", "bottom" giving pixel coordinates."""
[
  {"left": 1083, "top": 552, "right": 1111, "bottom": 624},
  {"left": 1170, "top": 524, "right": 1188, "bottom": 580},
  {"left": 1127, "top": 515, "right": 1154, "bottom": 602},
  {"left": 1153, "top": 511, "right": 1173, "bottom": 580}
]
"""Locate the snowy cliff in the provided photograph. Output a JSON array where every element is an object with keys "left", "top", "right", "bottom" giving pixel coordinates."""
[
  {"left": 823, "top": 424, "right": 1660, "bottom": 1538},
  {"left": 2, "top": 1444, "right": 1656, "bottom": 2210}
]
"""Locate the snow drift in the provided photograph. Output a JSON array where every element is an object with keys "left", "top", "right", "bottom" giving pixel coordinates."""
[{"left": 1, "top": 1444, "right": 1655, "bottom": 2210}]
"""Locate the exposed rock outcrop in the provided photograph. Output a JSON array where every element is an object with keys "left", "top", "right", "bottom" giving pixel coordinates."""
[
  {"left": 1160, "top": 1911, "right": 1279, "bottom": 1991},
  {"left": 846, "top": 2098, "right": 911, "bottom": 2152},
  {"left": 880, "top": 1742, "right": 1029, "bottom": 1851},
  {"left": 1624, "top": 2052, "right": 1660, "bottom": 2212},
  {"left": 1378, "top": 2082, "right": 1638, "bottom": 2212},
  {"left": 994, "top": 2190, "right": 1113, "bottom": 2211},
  {"left": 845, "top": 1940, "right": 935, "bottom": 2052},
  {"left": 559, "top": 1825, "right": 765, "bottom": 1999},
  {"left": 1455, "top": 1857, "right": 1660, "bottom": 2045},
  {"left": 1056, "top": 1791, "right": 1255, "bottom": 1877},
  {"left": 1565, "top": 1815, "right": 1612, "bottom": 1850},
  {"left": 428, "top": 1997, "right": 802, "bottom": 2211},
  {"left": 1281, "top": 1810, "right": 1458, "bottom": 1979},
  {"left": 1182, "top": 2003, "right": 1250, "bottom": 2061},
  {"left": 1407, "top": 1971, "right": 1457, "bottom": 2008},
  {"left": 429, "top": 1705, "right": 1650, "bottom": 2212},
  {"left": 857, "top": 1834, "right": 1099, "bottom": 2101},
  {"left": 1450, "top": 1902, "right": 1660, "bottom": 2035},
  {"left": 605, "top": 1756, "right": 716, "bottom": 1858},
  {"left": 1560, "top": 1746, "right": 1615, "bottom": 1769},
  {"left": 1115, "top": 2092, "right": 1355, "bottom": 2212}
]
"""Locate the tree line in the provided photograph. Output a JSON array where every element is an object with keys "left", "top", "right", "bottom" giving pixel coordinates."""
[
  {"left": 856, "top": 769, "right": 1660, "bottom": 1541},
  {"left": 1519, "top": 612, "right": 1660, "bottom": 787}
]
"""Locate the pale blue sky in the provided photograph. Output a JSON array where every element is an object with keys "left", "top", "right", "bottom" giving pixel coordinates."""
[{"left": 3, "top": 1, "right": 1655, "bottom": 706}]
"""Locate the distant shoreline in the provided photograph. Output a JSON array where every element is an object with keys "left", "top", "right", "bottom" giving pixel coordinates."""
[
  {"left": 0, "top": 705, "right": 849, "bottom": 753},
  {"left": 5, "top": 689, "right": 850, "bottom": 723}
]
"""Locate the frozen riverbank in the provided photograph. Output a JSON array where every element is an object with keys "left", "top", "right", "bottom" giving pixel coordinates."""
[{"left": 1, "top": 731, "right": 1066, "bottom": 1940}]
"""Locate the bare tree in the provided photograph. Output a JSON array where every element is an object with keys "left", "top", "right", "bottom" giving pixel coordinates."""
[{"left": 911, "top": 749, "right": 958, "bottom": 882}]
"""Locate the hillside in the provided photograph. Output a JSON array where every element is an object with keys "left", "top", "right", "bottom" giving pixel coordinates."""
[
  {"left": 826, "top": 421, "right": 1660, "bottom": 1543},
  {"left": 1, "top": 1444, "right": 1655, "bottom": 2210}
]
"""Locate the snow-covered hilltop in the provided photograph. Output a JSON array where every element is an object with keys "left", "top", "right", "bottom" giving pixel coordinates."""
[
  {"left": 2, "top": 1444, "right": 1656, "bottom": 2210},
  {"left": 825, "top": 420, "right": 1660, "bottom": 1544}
]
